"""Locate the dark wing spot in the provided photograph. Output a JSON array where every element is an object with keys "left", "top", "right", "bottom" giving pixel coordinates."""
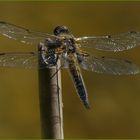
[
  {"left": 0, "top": 53, "right": 5, "bottom": 55},
  {"left": 129, "top": 31, "right": 137, "bottom": 34},
  {"left": 0, "top": 21, "right": 6, "bottom": 24},
  {"left": 107, "top": 35, "right": 111, "bottom": 38},
  {"left": 125, "top": 60, "right": 132, "bottom": 64},
  {"left": 26, "top": 29, "right": 31, "bottom": 33},
  {"left": 29, "top": 52, "right": 36, "bottom": 55}
]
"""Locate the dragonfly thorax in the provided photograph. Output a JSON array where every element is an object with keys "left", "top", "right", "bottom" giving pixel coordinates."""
[
  {"left": 62, "top": 38, "right": 76, "bottom": 54},
  {"left": 44, "top": 38, "right": 62, "bottom": 49}
]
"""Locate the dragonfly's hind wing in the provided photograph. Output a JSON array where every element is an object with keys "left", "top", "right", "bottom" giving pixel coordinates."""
[
  {"left": 77, "top": 54, "right": 139, "bottom": 75},
  {"left": 76, "top": 31, "right": 140, "bottom": 52},
  {"left": 0, "top": 21, "right": 57, "bottom": 45},
  {"left": 0, "top": 52, "right": 47, "bottom": 69}
]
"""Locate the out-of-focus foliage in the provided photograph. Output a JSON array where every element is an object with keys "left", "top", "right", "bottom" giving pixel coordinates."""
[{"left": 0, "top": 1, "right": 140, "bottom": 138}]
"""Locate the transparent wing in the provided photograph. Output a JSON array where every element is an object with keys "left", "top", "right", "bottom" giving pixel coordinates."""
[
  {"left": 0, "top": 21, "right": 57, "bottom": 45},
  {"left": 76, "top": 31, "right": 140, "bottom": 52},
  {"left": 0, "top": 52, "right": 69, "bottom": 69},
  {"left": 0, "top": 52, "right": 46, "bottom": 68},
  {"left": 77, "top": 54, "right": 139, "bottom": 75}
]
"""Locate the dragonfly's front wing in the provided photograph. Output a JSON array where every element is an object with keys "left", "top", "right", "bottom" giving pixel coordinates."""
[
  {"left": 77, "top": 31, "right": 140, "bottom": 52},
  {"left": 77, "top": 54, "right": 139, "bottom": 75},
  {"left": 0, "top": 21, "right": 57, "bottom": 45}
]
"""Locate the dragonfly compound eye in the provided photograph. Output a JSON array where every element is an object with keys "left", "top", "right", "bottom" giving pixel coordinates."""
[{"left": 54, "top": 26, "right": 70, "bottom": 36}]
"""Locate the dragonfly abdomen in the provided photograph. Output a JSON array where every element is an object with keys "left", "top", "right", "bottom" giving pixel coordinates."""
[{"left": 68, "top": 56, "right": 90, "bottom": 109}]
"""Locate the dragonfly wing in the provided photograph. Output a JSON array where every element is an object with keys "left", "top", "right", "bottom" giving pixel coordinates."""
[
  {"left": 0, "top": 21, "right": 57, "bottom": 45},
  {"left": 76, "top": 31, "right": 140, "bottom": 52},
  {"left": 77, "top": 54, "right": 139, "bottom": 75},
  {"left": 0, "top": 52, "right": 48, "bottom": 68}
]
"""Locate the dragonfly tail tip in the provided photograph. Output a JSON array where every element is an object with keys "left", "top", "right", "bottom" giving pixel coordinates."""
[{"left": 84, "top": 103, "right": 90, "bottom": 109}]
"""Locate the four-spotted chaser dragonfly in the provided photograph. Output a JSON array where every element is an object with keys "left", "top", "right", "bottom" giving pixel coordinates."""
[{"left": 0, "top": 21, "right": 139, "bottom": 109}]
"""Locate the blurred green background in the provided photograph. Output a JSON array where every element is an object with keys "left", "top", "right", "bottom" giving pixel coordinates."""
[{"left": 0, "top": 1, "right": 140, "bottom": 138}]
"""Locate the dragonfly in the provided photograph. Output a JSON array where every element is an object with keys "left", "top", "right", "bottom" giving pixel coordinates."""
[{"left": 0, "top": 21, "right": 139, "bottom": 109}]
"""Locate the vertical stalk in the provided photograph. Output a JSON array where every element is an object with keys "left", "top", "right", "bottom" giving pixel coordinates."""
[{"left": 38, "top": 49, "right": 64, "bottom": 139}]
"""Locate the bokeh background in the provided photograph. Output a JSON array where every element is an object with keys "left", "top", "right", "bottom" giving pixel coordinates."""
[{"left": 0, "top": 1, "right": 140, "bottom": 138}]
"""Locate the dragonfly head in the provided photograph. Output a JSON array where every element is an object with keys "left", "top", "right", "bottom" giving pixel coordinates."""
[{"left": 54, "top": 26, "right": 70, "bottom": 36}]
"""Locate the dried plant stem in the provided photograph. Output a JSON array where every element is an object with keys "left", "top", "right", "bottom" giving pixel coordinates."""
[{"left": 38, "top": 51, "right": 64, "bottom": 139}]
